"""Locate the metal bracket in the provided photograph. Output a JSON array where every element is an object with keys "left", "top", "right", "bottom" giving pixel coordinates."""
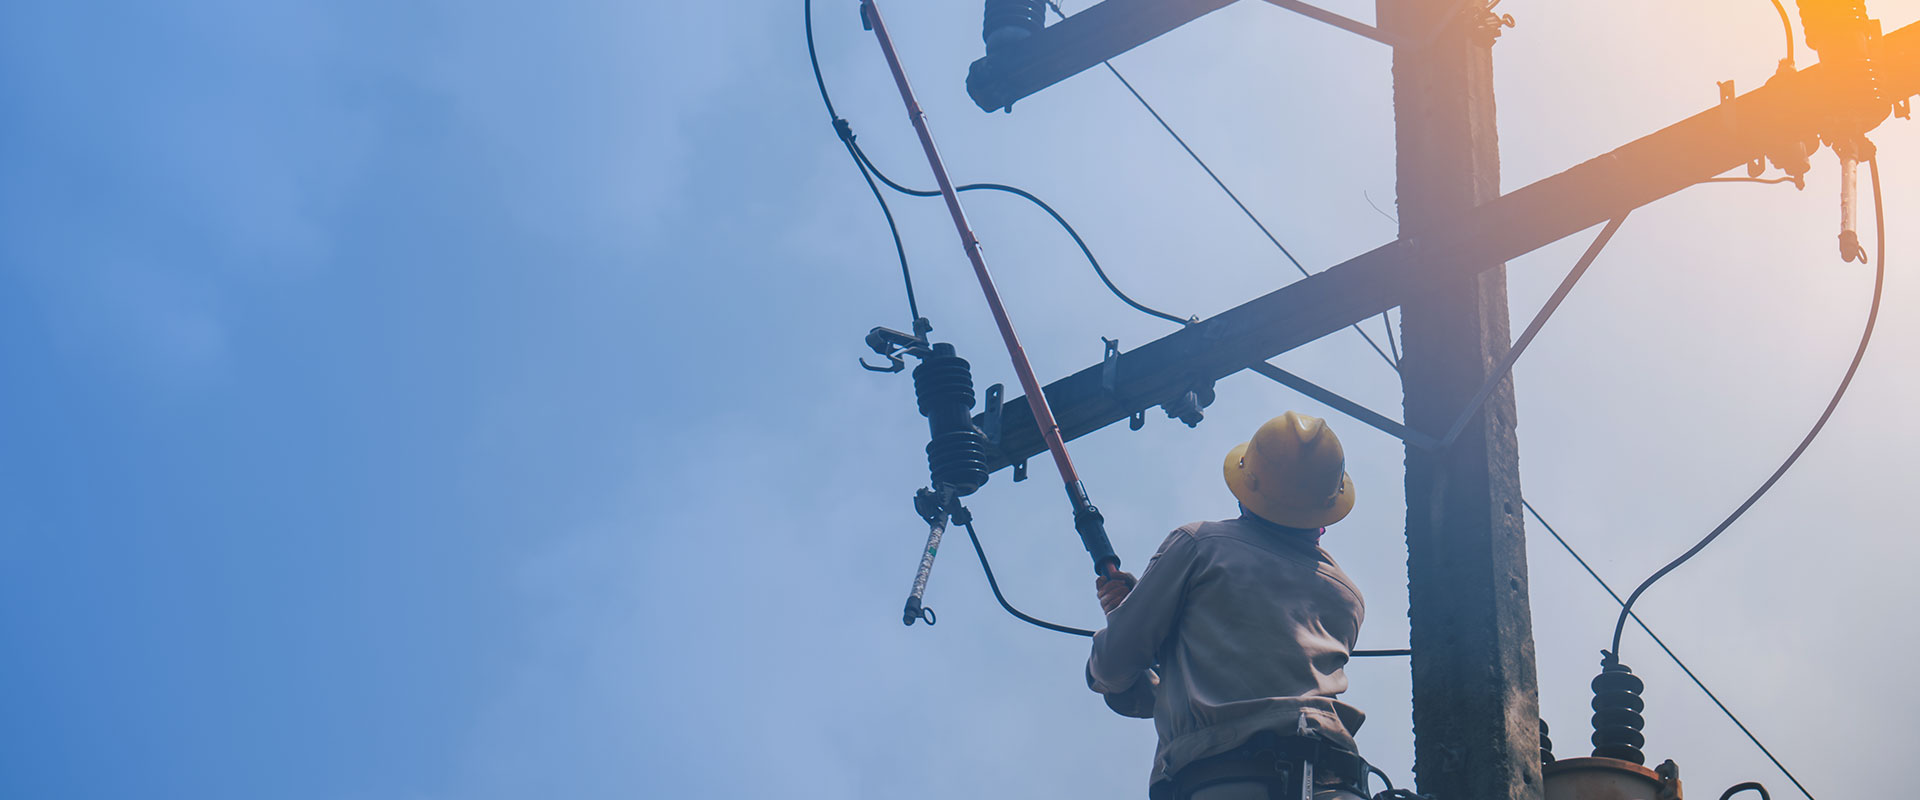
[
  {"left": 860, "top": 322, "right": 933, "bottom": 373},
  {"left": 1896, "top": 97, "right": 1912, "bottom": 120},
  {"left": 1471, "top": 0, "right": 1516, "bottom": 44},
  {"left": 1719, "top": 80, "right": 1772, "bottom": 180},
  {"left": 982, "top": 383, "right": 1005, "bottom": 446},
  {"left": 1759, "top": 62, "right": 1816, "bottom": 188},
  {"left": 1102, "top": 337, "right": 1149, "bottom": 431},
  {"left": 1654, "top": 760, "right": 1682, "bottom": 800},
  {"left": 1162, "top": 380, "right": 1216, "bottom": 428},
  {"left": 1012, "top": 460, "right": 1028, "bottom": 482},
  {"left": 1100, "top": 337, "right": 1120, "bottom": 392}
]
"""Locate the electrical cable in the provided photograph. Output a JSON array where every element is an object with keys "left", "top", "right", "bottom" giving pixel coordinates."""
[
  {"left": 1523, "top": 500, "right": 1818, "bottom": 800},
  {"left": 806, "top": 0, "right": 922, "bottom": 324},
  {"left": 1769, "top": 0, "right": 1797, "bottom": 68},
  {"left": 1610, "top": 152, "right": 1885, "bottom": 660},
  {"left": 961, "top": 516, "right": 1097, "bottom": 636},
  {"left": 849, "top": 144, "right": 1190, "bottom": 325},
  {"left": 853, "top": 149, "right": 922, "bottom": 321}
]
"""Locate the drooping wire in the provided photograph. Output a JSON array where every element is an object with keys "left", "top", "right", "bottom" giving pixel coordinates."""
[
  {"left": 1523, "top": 500, "right": 1817, "bottom": 800},
  {"left": 1610, "top": 153, "right": 1885, "bottom": 661},
  {"left": 849, "top": 145, "right": 1190, "bottom": 326},
  {"left": 1769, "top": 0, "right": 1797, "bottom": 68},
  {"left": 961, "top": 516, "right": 1097, "bottom": 637},
  {"left": 806, "top": 0, "right": 921, "bottom": 324},
  {"left": 1049, "top": 0, "right": 1400, "bottom": 370}
]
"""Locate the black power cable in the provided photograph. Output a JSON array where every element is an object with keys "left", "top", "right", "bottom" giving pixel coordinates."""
[
  {"left": 1523, "top": 500, "right": 1816, "bottom": 800},
  {"left": 806, "top": 0, "right": 922, "bottom": 325},
  {"left": 960, "top": 513, "right": 1097, "bottom": 636},
  {"left": 848, "top": 145, "right": 1190, "bottom": 326},
  {"left": 1768, "top": 0, "right": 1797, "bottom": 68},
  {"left": 808, "top": 0, "right": 1184, "bottom": 327},
  {"left": 1610, "top": 153, "right": 1886, "bottom": 662}
]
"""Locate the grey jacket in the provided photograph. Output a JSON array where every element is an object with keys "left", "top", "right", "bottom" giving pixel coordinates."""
[{"left": 1087, "top": 513, "right": 1367, "bottom": 793}]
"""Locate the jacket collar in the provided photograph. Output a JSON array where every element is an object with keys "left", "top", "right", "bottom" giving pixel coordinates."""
[{"left": 1237, "top": 504, "right": 1326, "bottom": 546}]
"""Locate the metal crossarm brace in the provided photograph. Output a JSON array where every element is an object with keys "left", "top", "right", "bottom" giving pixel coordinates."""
[
  {"left": 1434, "top": 214, "right": 1626, "bottom": 449},
  {"left": 1260, "top": 0, "right": 1394, "bottom": 46},
  {"left": 970, "top": 23, "right": 1920, "bottom": 474},
  {"left": 1249, "top": 362, "right": 1437, "bottom": 449}
]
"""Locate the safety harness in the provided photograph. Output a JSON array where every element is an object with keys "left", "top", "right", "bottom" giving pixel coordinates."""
[{"left": 1160, "top": 729, "right": 1370, "bottom": 800}]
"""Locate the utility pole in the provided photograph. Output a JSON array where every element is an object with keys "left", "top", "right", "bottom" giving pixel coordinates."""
[{"left": 1384, "top": 2, "right": 1542, "bottom": 798}]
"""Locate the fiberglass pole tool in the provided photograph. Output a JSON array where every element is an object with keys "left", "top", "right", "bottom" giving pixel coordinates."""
[{"left": 858, "top": 0, "right": 1122, "bottom": 581}]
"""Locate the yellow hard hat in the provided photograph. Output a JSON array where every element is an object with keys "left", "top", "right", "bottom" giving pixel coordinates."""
[{"left": 1223, "top": 411, "right": 1356, "bottom": 529}]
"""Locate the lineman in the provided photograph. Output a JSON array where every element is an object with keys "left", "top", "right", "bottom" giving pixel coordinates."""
[{"left": 1089, "top": 411, "right": 1370, "bottom": 800}]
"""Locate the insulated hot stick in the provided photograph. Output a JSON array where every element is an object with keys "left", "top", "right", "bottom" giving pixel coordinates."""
[{"left": 859, "top": 0, "right": 1122, "bottom": 578}]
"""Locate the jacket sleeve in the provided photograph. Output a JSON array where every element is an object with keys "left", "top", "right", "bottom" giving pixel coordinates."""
[{"left": 1087, "top": 528, "right": 1199, "bottom": 695}]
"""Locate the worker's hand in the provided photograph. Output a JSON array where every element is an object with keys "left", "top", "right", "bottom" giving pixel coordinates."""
[{"left": 1095, "top": 570, "right": 1137, "bottom": 615}]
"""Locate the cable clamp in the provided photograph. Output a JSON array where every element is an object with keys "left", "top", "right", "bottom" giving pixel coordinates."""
[
  {"left": 832, "top": 116, "right": 856, "bottom": 144},
  {"left": 860, "top": 323, "right": 932, "bottom": 373}
]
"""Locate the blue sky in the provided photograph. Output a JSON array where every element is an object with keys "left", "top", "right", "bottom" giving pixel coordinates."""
[{"left": 2, "top": 1, "right": 1915, "bottom": 798}]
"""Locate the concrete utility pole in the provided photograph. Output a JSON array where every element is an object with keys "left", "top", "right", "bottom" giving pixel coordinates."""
[{"left": 1383, "top": 2, "right": 1542, "bottom": 798}]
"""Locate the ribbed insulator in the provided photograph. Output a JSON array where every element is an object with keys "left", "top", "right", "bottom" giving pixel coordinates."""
[
  {"left": 926, "top": 430, "right": 989, "bottom": 496},
  {"left": 1539, "top": 719, "right": 1555, "bottom": 765},
  {"left": 983, "top": 0, "right": 1045, "bottom": 53},
  {"left": 913, "top": 349, "right": 974, "bottom": 418},
  {"left": 913, "top": 344, "right": 990, "bottom": 496},
  {"left": 1590, "top": 659, "right": 1647, "bottom": 764}
]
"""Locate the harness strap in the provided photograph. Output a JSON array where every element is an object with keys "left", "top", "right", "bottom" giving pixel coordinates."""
[{"left": 1166, "top": 733, "right": 1370, "bottom": 800}]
